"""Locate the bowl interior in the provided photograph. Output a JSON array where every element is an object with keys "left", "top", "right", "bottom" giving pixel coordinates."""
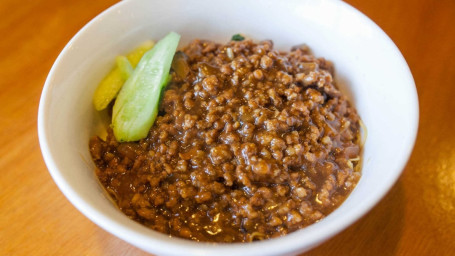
[{"left": 38, "top": 0, "right": 418, "bottom": 255}]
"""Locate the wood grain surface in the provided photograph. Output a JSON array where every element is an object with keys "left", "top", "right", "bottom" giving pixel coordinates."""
[{"left": 1, "top": 0, "right": 454, "bottom": 255}]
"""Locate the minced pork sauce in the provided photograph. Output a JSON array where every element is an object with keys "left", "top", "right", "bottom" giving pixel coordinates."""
[{"left": 89, "top": 38, "right": 362, "bottom": 242}]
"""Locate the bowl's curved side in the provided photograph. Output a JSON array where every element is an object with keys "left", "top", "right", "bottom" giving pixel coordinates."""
[{"left": 38, "top": 0, "right": 418, "bottom": 255}]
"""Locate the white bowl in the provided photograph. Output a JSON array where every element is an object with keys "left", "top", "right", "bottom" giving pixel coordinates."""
[{"left": 38, "top": 0, "right": 418, "bottom": 255}]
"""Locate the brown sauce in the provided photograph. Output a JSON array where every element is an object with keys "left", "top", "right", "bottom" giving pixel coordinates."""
[{"left": 89, "top": 38, "right": 361, "bottom": 242}]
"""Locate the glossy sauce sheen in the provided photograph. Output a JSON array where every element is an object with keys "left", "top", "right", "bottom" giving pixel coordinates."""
[{"left": 89, "top": 39, "right": 361, "bottom": 242}]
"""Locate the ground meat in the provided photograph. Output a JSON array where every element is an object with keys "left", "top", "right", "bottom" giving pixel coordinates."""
[{"left": 89, "top": 38, "right": 362, "bottom": 243}]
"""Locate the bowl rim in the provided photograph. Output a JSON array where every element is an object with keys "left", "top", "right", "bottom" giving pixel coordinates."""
[{"left": 38, "top": 0, "right": 419, "bottom": 255}]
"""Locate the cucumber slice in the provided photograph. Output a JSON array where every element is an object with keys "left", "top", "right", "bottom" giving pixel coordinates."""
[
  {"left": 116, "top": 56, "right": 133, "bottom": 80},
  {"left": 112, "top": 32, "right": 180, "bottom": 142},
  {"left": 92, "top": 41, "right": 155, "bottom": 111}
]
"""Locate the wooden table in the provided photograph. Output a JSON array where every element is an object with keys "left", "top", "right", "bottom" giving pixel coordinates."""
[{"left": 1, "top": 0, "right": 454, "bottom": 255}]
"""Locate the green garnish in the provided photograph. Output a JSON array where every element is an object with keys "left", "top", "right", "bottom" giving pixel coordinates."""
[
  {"left": 112, "top": 32, "right": 180, "bottom": 142},
  {"left": 231, "top": 34, "right": 245, "bottom": 41}
]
